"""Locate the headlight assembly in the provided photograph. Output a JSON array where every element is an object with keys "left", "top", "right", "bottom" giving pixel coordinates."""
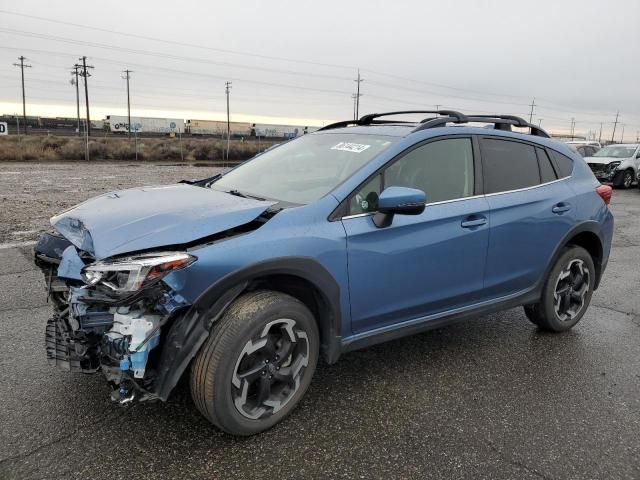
[
  {"left": 81, "top": 252, "right": 196, "bottom": 292},
  {"left": 607, "top": 161, "right": 621, "bottom": 172}
]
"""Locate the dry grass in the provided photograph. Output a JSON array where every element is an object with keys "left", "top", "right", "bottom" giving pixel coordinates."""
[{"left": 0, "top": 136, "right": 278, "bottom": 162}]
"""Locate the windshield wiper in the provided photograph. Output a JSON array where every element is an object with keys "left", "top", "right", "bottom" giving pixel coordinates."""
[
  {"left": 227, "top": 189, "right": 266, "bottom": 201},
  {"left": 227, "top": 189, "right": 248, "bottom": 198}
]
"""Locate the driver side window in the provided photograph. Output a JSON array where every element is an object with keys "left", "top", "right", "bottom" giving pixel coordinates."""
[{"left": 347, "top": 138, "right": 474, "bottom": 215}]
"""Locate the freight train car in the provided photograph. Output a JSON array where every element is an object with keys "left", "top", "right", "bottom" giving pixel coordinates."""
[
  {"left": 106, "top": 115, "right": 184, "bottom": 134},
  {"left": 186, "top": 119, "right": 251, "bottom": 137},
  {"left": 250, "top": 123, "right": 317, "bottom": 138}
]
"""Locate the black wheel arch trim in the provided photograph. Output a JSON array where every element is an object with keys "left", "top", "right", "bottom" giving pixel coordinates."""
[
  {"left": 152, "top": 256, "right": 342, "bottom": 401},
  {"left": 539, "top": 221, "right": 607, "bottom": 292}
]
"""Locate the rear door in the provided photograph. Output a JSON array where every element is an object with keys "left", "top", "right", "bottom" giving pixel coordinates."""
[
  {"left": 479, "top": 137, "right": 576, "bottom": 298},
  {"left": 341, "top": 136, "right": 491, "bottom": 334}
]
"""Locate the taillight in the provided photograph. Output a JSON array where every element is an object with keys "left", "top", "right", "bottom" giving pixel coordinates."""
[{"left": 596, "top": 184, "right": 612, "bottom": 206}]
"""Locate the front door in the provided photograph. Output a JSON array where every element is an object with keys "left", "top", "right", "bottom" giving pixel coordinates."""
[{"left": 341, "top": 137, "right": 490, "bottom": 334}]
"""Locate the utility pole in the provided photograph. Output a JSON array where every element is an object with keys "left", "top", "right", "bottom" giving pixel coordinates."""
[
  {"left": 225, "top": 81, "right": 232, "bottom": 163},
  {"left": 538, "top": 118, "right": 543, "bottom": 127},
  {"left": 351, "top": 94, "right": 357, "bottom": 121},
  {"left": 79, "top": 56, "right": 94, "bottom": 137},
  {"left": 570, "top": 118, "right": 575, "bottom": 139},
  {"left": 354, "top": 69, "right": 363, "bottom": 120},
  {"left": 71, "top": 65, "right": 81, "bottom": 136},
  {"left": 528, "top": 98, "right": 536, "bottom": 123},
  {"left": 611, "top": 111, "right": 619, "bottom": 143},
  {"left": 12, "top": 56, "right": 32, "bottom": 135},
  {"left": 598, "top": 122, "right": 603, "bottom": 144},
  {"left": 620, "top": 124, "right": 625, "bottom": 143},
  {"left": 122, "top": 69, "right": 132, "bottom": 138}
]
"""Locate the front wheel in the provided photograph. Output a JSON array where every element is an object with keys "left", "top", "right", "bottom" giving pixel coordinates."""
[
  {"left": 524, "top": 246, "right": 595, "bottom": 332},
  {"left": 613, "top": 169, "right": 634, "bottom": 189},
  {"left": 190, "top": 290, "right": 319, "bottom": 435}
]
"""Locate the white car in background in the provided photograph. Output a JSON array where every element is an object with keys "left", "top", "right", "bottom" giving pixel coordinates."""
[
  {"left": 566, "top": 140, "right": 601, "bottom": 157},
  {"left": 584, "top": 144, "right": 640, "bottom": 188}
]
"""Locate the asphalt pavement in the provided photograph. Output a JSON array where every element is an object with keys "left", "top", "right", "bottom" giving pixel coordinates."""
[{"left": 1, "top": 186, "right": 639, "bottom": 480}]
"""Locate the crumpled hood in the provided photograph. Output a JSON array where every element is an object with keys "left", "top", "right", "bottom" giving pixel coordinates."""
[
  {"left": 584, "top": 156, "right": 629, "bottom": 165},
  {"left": 51, "top": 184, "right": 275, "bottom": 260}
]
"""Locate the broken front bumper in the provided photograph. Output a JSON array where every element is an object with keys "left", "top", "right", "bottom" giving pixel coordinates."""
[
  {"left": 35, "top": 232, "right": 190, "bottom": 403},
  {"left": 587, "top": 163, "right": 618, "bottom": 182}
]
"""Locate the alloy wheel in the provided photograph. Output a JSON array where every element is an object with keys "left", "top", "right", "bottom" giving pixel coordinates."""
[
  {"left": 231, "top": 318, "right": 309, "bottom": 420},
  {"left": 553, "top": 259, "right": 590, "bottom": 321},
  {"left": 624, "top": 171, "right": 634, "bottom": 188}
]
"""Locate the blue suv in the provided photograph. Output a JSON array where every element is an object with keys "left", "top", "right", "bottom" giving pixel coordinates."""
[{"left": 34, "top": 110, "right": 614, "bottom": 435}]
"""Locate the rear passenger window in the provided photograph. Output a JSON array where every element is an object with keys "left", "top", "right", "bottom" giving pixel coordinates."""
[
  {"left": 536, "top": 148, "right": 557, "bottom": 183},
  {"left": 481, "top": 138, "right": 540, "bottom": 194},
  {"left": 549, "top": 150, "right": 574, "bottom": 178}
]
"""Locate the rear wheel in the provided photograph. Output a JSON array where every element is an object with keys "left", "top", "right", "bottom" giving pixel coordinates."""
[
  {"left": 190, "top": 290, "right": 319, "bottom": 436},
  {"left": 524, "top": 246, "right": 595, "bottom": 332}
]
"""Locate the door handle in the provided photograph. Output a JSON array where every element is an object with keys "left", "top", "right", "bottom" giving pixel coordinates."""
[
  {"left": 552, "top": 203, "right": 571, "bottom": 214},
  {"left": 461, "top": 215, "right": 487, "bottom": 228}
]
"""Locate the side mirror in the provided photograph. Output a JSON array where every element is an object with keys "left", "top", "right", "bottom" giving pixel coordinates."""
[
  {"left": 373, "top": 186, "right": 426, "bottom": 228},
  {"left": 636, "top": 152, "right": 640, "bottom": 159}
]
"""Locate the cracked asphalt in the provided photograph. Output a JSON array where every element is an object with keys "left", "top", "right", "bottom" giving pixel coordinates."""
[{"left": 1, "top": 165, "right": 639, "bottom": 479}]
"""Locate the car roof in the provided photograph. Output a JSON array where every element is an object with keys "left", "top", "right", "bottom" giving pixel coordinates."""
[{"left": 313, "top": 124, "right": 416, "bottom": 137}]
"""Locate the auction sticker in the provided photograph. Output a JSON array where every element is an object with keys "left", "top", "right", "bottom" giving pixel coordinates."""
[{"left": 331, "top": 142, "right": 371, "bottom": 153}]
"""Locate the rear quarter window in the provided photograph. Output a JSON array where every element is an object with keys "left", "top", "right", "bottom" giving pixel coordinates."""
[{"left": 549, "top": 150, "right": 574, "bottom": 178}]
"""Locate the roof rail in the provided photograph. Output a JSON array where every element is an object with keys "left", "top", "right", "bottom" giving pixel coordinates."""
[
  {"left": 412, "top": 114, "right": 551, "bottom": 138},
  {"left": 317, "top": 110, "right": 467, "bottom": 131},
  {"left": 318, "top": 110, "right": 550, "bottom": 138}
]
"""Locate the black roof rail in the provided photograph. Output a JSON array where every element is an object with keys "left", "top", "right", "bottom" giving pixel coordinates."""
[
  {"left": 318, "top": 110, "right": 550, "bottom": 138},
  {"left": 317, "top": 110, "right": 467, "bottom": 131},
  {"left": 412, "top": 114, "right": 551, "bottom": 138}
]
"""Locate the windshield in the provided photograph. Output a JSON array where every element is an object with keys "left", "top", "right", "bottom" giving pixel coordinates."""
[
  {"left": 211, "top": 133, "right": 398, "bottom": 204},
  {"left": 593, "top": 145, "right": 637, "bottom": 158}
]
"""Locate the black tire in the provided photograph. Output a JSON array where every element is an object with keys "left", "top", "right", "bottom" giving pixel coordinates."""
[
  {"left": 524, "top": 246, "right": 595, "bottom": 332},
  {"left": 613, "top": 169, "right": 634, "bottom": 189},
  {"left": 190, "top": 290, "right": 319, "bottom": 436}
]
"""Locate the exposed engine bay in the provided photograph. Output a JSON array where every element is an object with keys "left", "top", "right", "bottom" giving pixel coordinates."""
[{"left": 35, "top": 232, "right": 191, "bottom": 404}]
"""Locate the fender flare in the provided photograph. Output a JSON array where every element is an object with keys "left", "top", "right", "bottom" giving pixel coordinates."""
[
  {"left": 536, "top": 221, "right": 605, "bottom": 297},
  {"left": 152, "top": 257, "right": 342, "bottom": 401}
]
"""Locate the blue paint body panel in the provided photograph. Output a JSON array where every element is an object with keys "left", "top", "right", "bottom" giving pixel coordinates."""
[{"left": 50, "top": 125, "right": 614, "bottom": 351}]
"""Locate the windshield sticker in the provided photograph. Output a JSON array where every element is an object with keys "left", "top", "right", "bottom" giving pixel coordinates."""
[{"left": 331, "top": 142, "right": 371, "bottom": 153}]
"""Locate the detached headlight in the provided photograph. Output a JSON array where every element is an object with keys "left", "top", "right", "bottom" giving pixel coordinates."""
[
  {"left": 81, "top": 252, "right": 196, "bottom": 292},
  {"left": 607, "top": 161, "right": 621, "bottom": 172}
]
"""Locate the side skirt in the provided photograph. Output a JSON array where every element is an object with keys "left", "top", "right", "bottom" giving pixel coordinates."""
[{"left": 340, "top": 287, "right": 541, "bottom": 355}]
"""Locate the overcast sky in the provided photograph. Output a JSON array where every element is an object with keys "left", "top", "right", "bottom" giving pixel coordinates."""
[{"left": 1, "top": 0, "right": 639, "bottom": 138}]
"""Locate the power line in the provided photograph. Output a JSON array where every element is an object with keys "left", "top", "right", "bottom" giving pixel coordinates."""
[
  {"left": 0, "top": 27, "right": 353, "bottom": 83},
  {"left": 0, "top": 9, "right": 355, "bottom": 71},
  {"left": 12, "top": 55, "right": 31, "bottom": 134}
]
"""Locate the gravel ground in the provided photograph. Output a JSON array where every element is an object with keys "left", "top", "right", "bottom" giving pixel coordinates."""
[
  {"left": 0, "top": 162, "right": 225, "bottom": 245},
  {"left": 0, "top": 163, "right": 639, "bottom": 479}
]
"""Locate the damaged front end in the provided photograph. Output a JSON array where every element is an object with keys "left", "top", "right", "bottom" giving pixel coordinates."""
[{"left": 35, "top": 232, "right": 193, "bottom": 404}]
